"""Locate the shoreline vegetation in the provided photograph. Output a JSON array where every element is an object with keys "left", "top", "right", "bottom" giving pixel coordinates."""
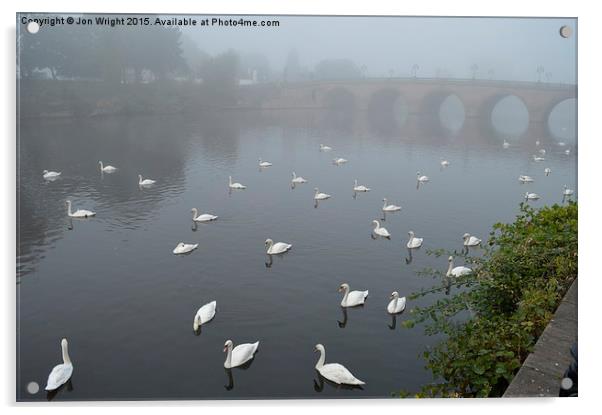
[{"left": 399, "top": 202, "right": 577, "bottom": 398}]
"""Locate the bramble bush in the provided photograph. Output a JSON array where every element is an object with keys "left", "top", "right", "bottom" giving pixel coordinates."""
[{"left": 399, "top": 202, "right": 577, "bottom": 397}]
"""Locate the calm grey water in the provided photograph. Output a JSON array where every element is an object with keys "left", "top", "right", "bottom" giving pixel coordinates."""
[{"left": 17, "top": 111, "right": 576, "bottom": 400}]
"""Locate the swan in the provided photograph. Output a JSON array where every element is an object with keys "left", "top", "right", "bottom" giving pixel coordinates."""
[
  {"left": 387, "top": 291, "right": 406, "bottom": 314},
  {"left": 503, "top": 140, "right": 510, "bottom": 148},
  {"left": 45, "top": 338, "right": 73, "bottom": 391},
  {"left": 228, "top": 176, "right": 246, "bottom": 190},
  {"left": 544, "top": 168, "right": 552, "bottom": 176},
  {"left": 193, "top": 301, "right": 216, "bottom": 331},
  {"left": 382, "top": 198, "right": 401, "bottom": 212},
  {"left": 563, "top": 185, "right": 574, "bottom": 196},
  {"left": 320, "top": 144, "right": 333, "bottom": 152},
  {"left": 565, "top": 149, "right": 571, "bottom": 155},
  {"left": 446, "top": 256, "right": 472, "bottom": 278},
  {"left": 524, "top": 192, "right": 540, "bottom": 201},
  {"left": 223, "top": 340, "right": 259, "bottom": 369},
  {"left": 339, "top": 283, "right": 368, "bottom": 307},
  {"left": 138, "top": 174, "right": 156, "bottom": 186},
  {"left": 265, "top": 238, "right": 292, "bottom": 255},
  {"left": 314, "top": 344, "right": 365, "bottom": 386},
  {"left": 99, "top": 161, "right": 117, "bottom": 173},
  {"left": 558, "top": 141, "right": 566, "bottom": 146},
  {"left": 440, "top": 158, "right": 450, "bottom": 167},
  {"left": 65, "top": 200, "right": 95, "bottom": 218},
  {"left": 173, "top": 242, "right": 198, "bottom": 255},
  {"left": 533, "top": 155, "right": 545, "bottom": 162},
  {"left": 406, "top": 231, "right": 423, "bottom": 249},
  {"left": 416, "top": 171, "right": 429, "bottom": 182},
  {"left": 518, "top": 175, "right": 534, "bottom": 183},
  {"left": 258, "top": 158, "right": 273, "bottom": 168},
  {"left": 353, "top": 179, "right": 371, "bottom": 192},
  {"left": 463, "top": 233, "right": 482, "bottom": 246},
  {"left": 333, "top": 157, "right": 348, "bottom": 165},
  {"left": 191, "top": 208, "right": 218, "bottom": 222},
  {"left": 372, "top": 220, "right": 391, "bottom": 238},
  {"left": 314, "top": 188, "right": 331, "bottom": 200},
  {"left": 291, "top": 172, "right": 307, "bottom": 184},
  {"left": 535, "top": 140, "right": 540, "bottom": 146},
  {"left": 43, "top": 170, "right": 61, "bottom": 180},
  {"left": 539, "top": 149, "right": 546, "bottom": 155}
]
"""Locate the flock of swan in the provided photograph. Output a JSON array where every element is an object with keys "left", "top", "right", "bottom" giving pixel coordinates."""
[{"left": 39, "top": 138, "right": 575, "bottom": 393}]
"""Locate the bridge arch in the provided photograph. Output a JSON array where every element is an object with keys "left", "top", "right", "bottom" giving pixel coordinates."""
[
  {"left": 481, "top": 93, "right": 531, "bottom": 141},
  {"left": 546, "top": 97, "right": 576, "bottom": 144},
  {"left": 366, "top": 88, "right": 409, "bottom": 134}
]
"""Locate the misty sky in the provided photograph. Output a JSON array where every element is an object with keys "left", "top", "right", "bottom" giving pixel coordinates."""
[{"left": 185, "top": 16, "right": 576, "bottom": 83}]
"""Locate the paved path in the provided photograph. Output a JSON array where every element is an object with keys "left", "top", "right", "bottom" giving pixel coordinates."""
[{"left": 504, "top": 278, "right": 577, "bottom": 397}]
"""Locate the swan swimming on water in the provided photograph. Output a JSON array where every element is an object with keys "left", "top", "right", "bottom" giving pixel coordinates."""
[
  {"left": 65, "top": 200, "right": 95, "bottom": 218},
  {"left": 387, "top": 291, "right": 406, "bottom": 314},
  {"left": 314, "top": 344, "right": 365, "bottom": 386},
  {"left": 563, "top": 185, "right": 574, "bottom": 196},
  {"left": 524, "top": 192, "right": 540, "bottom": 201},
  {"left": 416, "top": 171, "right": 429, "bottom": 182},
  {"left": 291, "top": 172, "right": 307, "bottom": 184},
  {"left": 406, "top": 231, "right": 423, "bottom": 248},
  {"left": 173, "top": 242, "right": 198, "bottom": 255},
  {"left": 544, "top": 168, "right": 552, "bottom": 176},
  {"left": 446, "top": 256, "right": 472, "bottom": 278},
  {"left": 532, "top": 155, "right": 545, "bottom": 162},
  {"left": 99, "top": 161, "right": 117, "bottom": 173},
  {"left": 372, "top": 220, "right": 391, "bottom": 238},
  {"left": 518, "top": 175, "right": 534, "bottom": 183},
  {"left": 138, "top": 174, "right": 156, "bottom": 186},
  {"left": 223, "top": 339, "right": 259, "bottom": 369},
  {"left": 319, "top": 144, "right": 333, "bottom": 152},
  {"left": 503, "top": 140, "right": 510, "bottom": 148},
  {"left": 228, "top": 176, "right": 246, "bottom": 190},
  {"left": 191, "top": 208, "right": 218, "bottom": 222},
  {"left": 463, "top": 233, "right": 482, "bottom": 246},
  {"left": 258, "top": 158, "right": 273, "bottom": 168},
  {"left": 314, "top": 188, "right": 331, "bottom": 200},
  {"left": 333, "top": 157, "right": 348, "bottom": 165},
  {"left": 440, "top": 158, "right": 450, "bottom": 167},
  {"left": 45, "top": 338, "right": 73, "bottom": 391},
  {"left": 193, "top": 301, "right": 216, "bottom": 331},
  {"left": 43, "top": 170, "right": 61, "bottom": 180},
  {"left": 265, "top": 238, "right": 292, "bottom": 255},
  {"left": 339, "top": 283, "right": 368, "bottom": 307},
  {"left": 353, "top": 179, "right": 371, "bottom": 192},
  {"left": 382, "top": 198, "right": 401, "bottom": 212}
]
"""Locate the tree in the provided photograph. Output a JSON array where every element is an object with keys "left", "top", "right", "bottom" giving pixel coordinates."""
[{"left": 314, "top": 59, "right": 361, "bottom": 81}]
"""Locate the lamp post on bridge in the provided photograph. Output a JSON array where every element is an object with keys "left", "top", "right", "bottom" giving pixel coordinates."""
[
  {"left": 411, "top": 64, "right": 419, "bottom": 78},
  {"left": 470, "top": 64, "right": 479, "bottom": 80},
  {"left": 536, "top": 65, "right": 545, "bottom": 83}
]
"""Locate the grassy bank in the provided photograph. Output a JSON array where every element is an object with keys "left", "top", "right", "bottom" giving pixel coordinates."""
[{"left": 400, "top": 202, "right": 577, "bottom": 397}]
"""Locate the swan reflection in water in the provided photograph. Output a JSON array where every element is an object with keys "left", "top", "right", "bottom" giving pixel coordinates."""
[
  {"left": 405, "top": 248, "right": 417, "bottom": 264},
  {"left": 313, "top": 373, "right": 364, "bottom": 392},
  {"left": 223, "top": 357, "right": 257, "bottom": 391},
  {"left": 46, "top": 378, "right": 74, "bottom": 401},
  {"left": 388, "top": 314, "right": 398, "bottom": 330},
  {"left": 265, "top": 253, "right": 289, "bottom": 268}
]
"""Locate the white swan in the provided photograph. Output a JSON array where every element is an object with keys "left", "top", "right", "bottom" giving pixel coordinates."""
[
  {"left": 387, "top": 291, "right": 406, "bottom": 314},
  {"left": 138, "top": 174, "right": 156, "bottom": 186},
  {"left": 291, "top": 172, "right": 307, "bottom": 184},
  {"left": 43, "top": 170, "right": 61, "bottom": 180},
  {"left": 228, "top": 176, "right": 246, "bottom": 190},
  {"left": 565, "top": 149, "right": 571, "bottom": 155},
  {"left": 503, "top": 140, "right": 510, "bottom": 148},
  {"left": 65, "top": 200, "right": 95, "bottom": 218},
  {"left": 563, "top": 185, "right": 574, "bottom": 196},
  {"left": 173, "top": 242, "right": 198, "bottom": 255},
  {"left": 382, "top": 198, "right": 401, "bottom": 212},
  {"left": 223, "top": 339, "right": 259, "bottom": 369},
  {"left": 259, "top": 158, "right": 273, "bottom": 168},
  {"left": 539, "top": 149, "right": 546, "bottom": 155},
  {"left": 372, "top": 220, "right": 391, "bottom": 238},
  {"left": 314, "top": 188, "right": 331, "bottom": 200},
  {"left": 265, "top": 238, "right": 292, "bottom": 255},
  {"left": 191, "top": 208, "right": 218, "bottom": 222},
  {"left": 416, "top": 171, "right": 430, "bottom": 182},
  {"left": 353, "top": 179, "right": 371, "bottom": 192},
  {"left": 339, "top": 283, "right": 368, "bottom": 307},
  {"left": 524, "top": 192, "right": 540, "bottom": 200},
  {"left": 533, "top": 155, "right": 545, "bottom": 162},
  {"left": 333, "top": 157, "right": 348, "bottom": 165},
  {"left": 407, "top": 231, "right": 423, "bottom": 249},
  {"left": 320, "top": 144, "right": 333, "bottom": 152},
  {"left": 45, "top": 338, "right": 73, "bottom": 391},
  {"left": 558, "top": 141, "right": 566, "bottom": 146},
  {"left": 440, "top": 158, "right": 450, "bottom": 167},
  {"left": 518, "top": 175, "right": 534, "bottom": 183},
  {"left": 193, "top": 301, "right": 216, "bottom": 331},
  {"left": 314, "top": 344, "right": 365, "bottom": 386},
  {"left": 535, "top": 140, "right": 540, "bottom": 146},
  {"left": 446, "top": 256, "right": 473, "bottom": 278},
  {"left": 99, "top": 161, "right": 117, "bottom": 173},
  {"left": 463, "top": 233, "right": 482, "bottom": 246},
  {"left": 544, "top": 168, "right": 552, "bottom": 176}
]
